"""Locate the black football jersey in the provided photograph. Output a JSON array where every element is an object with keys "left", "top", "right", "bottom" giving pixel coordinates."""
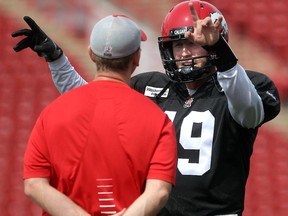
[{"left": 130, "top": 71, "right": 280, "bottom": 216}]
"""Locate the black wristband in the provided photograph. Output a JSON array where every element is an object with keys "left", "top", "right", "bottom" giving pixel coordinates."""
[{"left": 203, "top": 36, "right": 238, "bottom": 72}]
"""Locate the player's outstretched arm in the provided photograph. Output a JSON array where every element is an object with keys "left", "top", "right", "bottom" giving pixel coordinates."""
[
  {"left": 11, "top": 16, "right": 63, "bottom": 62},
  {"left": 12, "top": 16, "right": 87, "bottom": 94},
  {"left": 48, "top": 54, "right": 88, "bottom": 94}
]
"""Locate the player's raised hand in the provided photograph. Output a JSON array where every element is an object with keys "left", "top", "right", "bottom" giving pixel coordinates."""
[
  {"left": 11, "top": 16, "right": 63, "bottom": 62},
  {"left": 184, "top": 1, "right": 222, "bottom": 46}
]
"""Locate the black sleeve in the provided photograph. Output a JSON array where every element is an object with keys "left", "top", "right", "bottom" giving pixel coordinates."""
[{"left": 247, "top": 70, "right": 281, "bottom": 124}]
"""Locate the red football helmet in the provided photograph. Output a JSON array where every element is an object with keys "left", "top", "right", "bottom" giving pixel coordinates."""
[{"left": 158, "top": 0, "right": 229, "bottom": 83}]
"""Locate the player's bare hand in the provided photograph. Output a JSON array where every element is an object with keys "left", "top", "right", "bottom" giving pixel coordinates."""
[{"left": 184, "top": 1, "right": 222, "bottom": 46}]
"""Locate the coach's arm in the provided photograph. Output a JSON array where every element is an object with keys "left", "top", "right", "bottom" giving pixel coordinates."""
[
  {"left": 24, "top": 178, "right": 91, "bottom": 216},
  {"left": 122, "top": 179, "right": 172, "bottom": 216}
]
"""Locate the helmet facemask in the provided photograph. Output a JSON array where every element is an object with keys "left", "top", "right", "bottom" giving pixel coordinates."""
[{"left": 158, "top": 29, "right": 215, "bottom": 83}]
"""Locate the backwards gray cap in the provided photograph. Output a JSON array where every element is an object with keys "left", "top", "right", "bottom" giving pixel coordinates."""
[{"left": 90, "top": 14, "right": 147, "bottom": 59}]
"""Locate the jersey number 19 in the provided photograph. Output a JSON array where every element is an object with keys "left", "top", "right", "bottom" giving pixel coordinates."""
[{"left": 165, "top": 111, "right": 215, "bottom": 176}]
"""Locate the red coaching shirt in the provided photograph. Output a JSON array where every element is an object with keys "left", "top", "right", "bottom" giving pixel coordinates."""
[{"left": 24, "top": 80, "right": 177, "bottom": 215}]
